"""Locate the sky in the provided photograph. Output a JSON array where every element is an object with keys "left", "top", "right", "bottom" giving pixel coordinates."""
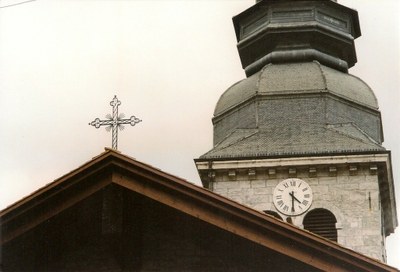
[{"left": 0, "top": 0, "right": 399, "bottom": 267}]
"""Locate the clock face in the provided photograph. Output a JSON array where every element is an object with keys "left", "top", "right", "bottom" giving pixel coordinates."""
[{"left": 273, "top": 178, "right": 313, "bottom": 216}]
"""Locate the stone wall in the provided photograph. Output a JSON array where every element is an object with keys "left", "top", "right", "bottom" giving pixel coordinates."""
[{"left": 209, "top": 161, "right": 386, "bottom": 261}]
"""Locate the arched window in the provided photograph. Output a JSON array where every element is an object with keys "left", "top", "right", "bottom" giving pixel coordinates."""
[
  {"left": 263, "top": 210, "right": 283, "bottom": 220},
  {"left": 303, "top": 208, "right": 337, "bottom": 242}
]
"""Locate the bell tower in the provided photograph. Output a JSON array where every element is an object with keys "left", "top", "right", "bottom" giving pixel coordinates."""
[{"left": 195, "top": 0, "right": 397, "bottom": 262}]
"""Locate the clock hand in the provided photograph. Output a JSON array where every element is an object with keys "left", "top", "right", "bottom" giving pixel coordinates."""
[
  {"left": 289, "top": 191, "right": 301, "bottom": 204},
  {"left": 291, "top": 191, "right": 295, "bottom": 212}
]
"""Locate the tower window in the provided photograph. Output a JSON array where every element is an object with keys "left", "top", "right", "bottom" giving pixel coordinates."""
[{"left": 303, "top": 208, "right": 337, "bottom": 242}]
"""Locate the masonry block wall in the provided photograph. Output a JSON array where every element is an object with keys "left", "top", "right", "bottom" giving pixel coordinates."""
[{"left": 208, "top": 161, "right": 386, "bottom": 261}]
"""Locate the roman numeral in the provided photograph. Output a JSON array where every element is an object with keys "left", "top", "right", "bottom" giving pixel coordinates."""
[
  {"left": 302, "top": 200, "right": 309, "bottom": 206},
  {"left": 283, "top": 205, "right": 289, "bottom": 212},
  {"left": 290, "top": 180, "right": 296, "bottom": 187},
  {"left": 283, "top": 183, "right": 289, "bottom": 189},
  {"left": 304, "top": 194, "right": 310, "bottom": 198},
  {"left": 277, "top": 200, "right": 284, "bottom": 207},
  {"left": 302, "top": 187, "right": 309, "bottom": 192},
  {"left": 276, "top": 195, "right": 282, "bottom": 200}
]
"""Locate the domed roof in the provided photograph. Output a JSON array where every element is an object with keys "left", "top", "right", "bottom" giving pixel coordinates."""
[{"left": 214, "top": 62, "right": 378, "bottom": 116}]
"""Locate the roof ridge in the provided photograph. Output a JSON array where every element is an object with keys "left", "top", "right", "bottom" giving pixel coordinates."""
[
  {"left": 210, "top": 129, "right": 259, "bottom": 154},
  {"left": 351, "top": 123, "right": 382, "bottom": 146},
  {"left": 314, "top": 61, "right": 328, "bottom": 90},
  {"left": 325, "top": 123, "right": 383, "bottom": 148},
  {"left": 212, "top": 129, "right": 237, "bottom": 149}
]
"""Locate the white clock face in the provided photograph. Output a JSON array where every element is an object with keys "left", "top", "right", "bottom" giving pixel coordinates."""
[{"left": 273, "top": 178, "right": 313, "bottom": 216}]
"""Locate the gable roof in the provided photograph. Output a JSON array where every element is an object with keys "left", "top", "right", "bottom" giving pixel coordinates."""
[{"left": 1, "top": 148, "right": 398, "bottom": 272}]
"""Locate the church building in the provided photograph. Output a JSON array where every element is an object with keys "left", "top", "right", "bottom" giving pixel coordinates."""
[
  {"left": 1, "top": 149, "right": 398, "bottom": 271},
  {"left": 196, "top": 0, "right": 397, "bottom": 263},
  {"left": 1, "top": 0, "right": 398, "bottom": 271}
]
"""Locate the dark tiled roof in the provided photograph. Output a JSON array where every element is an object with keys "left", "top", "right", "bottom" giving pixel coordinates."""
[
  {"left": 215, "top": 62, "right": 378, "bottom": 116},
  {"left": 200, "top": 123, "right": 385, "bottom": 159}
]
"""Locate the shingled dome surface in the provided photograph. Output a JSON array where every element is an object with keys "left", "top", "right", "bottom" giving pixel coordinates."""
[
  {"left": 214, "top": 62, "right": 378, "bottom": 117},
  {"left": 202, "top": 61, "right": 384, "bottom": 160}
]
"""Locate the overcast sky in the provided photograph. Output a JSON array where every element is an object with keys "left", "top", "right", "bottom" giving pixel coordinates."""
[{"left": 0, "top": 0, "right": 399, "bottom": 267}]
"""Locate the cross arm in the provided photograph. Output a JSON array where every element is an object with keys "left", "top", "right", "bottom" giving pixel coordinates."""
[
  {"left": 118, "top": 116, "right": 142, "bottom": 126},
  {"left": 89, "top": 118, "right": 114, "bottom": 129}
]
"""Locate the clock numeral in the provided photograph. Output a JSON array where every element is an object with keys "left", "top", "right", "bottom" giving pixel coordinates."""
[
  {"left": 298, "top": 182, "right": 302, "bottom": 188},
  {"left": 302, "top": 200, "right": 309, "bottom": 206},
  {"left": 302, "top": 187, "right": 309, "bottom": 192},
  {"left": 304, "top": 194, "right": 310, "bottom": 199},
  {"left": 276, "top": 195, "right": 282, "bottom": 200},
  {"left": 290, "top": 180, "right": 296, "bottom": 187},
  {"left": 283, "top": 205, "right": 289, "bottom": 212},
  {"left": 277, "top": 200, "right": 284, "bottom": 207},
  {"left": 283, "top": 183, "right": 289, "bottom": 189},
  {"left": 298, "top": 205, "right": 303, "bottom": 210}
]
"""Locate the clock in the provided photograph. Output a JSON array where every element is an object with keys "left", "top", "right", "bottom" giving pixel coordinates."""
[{"left": 273, "top": 178, "right": 313, "bottom": 216}]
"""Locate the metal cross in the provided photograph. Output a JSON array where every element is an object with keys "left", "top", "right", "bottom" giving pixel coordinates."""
[{"left": 89, "top": 95, "right": 142, "bottom": 150}]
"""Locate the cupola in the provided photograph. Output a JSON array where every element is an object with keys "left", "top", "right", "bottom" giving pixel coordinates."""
[{"left": 234, "top": 0, "right": 361, "bottom": 76}]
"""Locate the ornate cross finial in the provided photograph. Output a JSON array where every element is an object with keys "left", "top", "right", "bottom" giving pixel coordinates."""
[{"left": 89, "top": 95, "right": 142, "bottom": 150}]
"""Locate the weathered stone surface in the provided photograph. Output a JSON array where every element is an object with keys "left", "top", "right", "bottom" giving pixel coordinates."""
[
  {"left": 251, "top": 180, "right": 266, "bottom": 188},
  {"left": 205, "top": 159, "right": 387, "bottom": 262}
]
